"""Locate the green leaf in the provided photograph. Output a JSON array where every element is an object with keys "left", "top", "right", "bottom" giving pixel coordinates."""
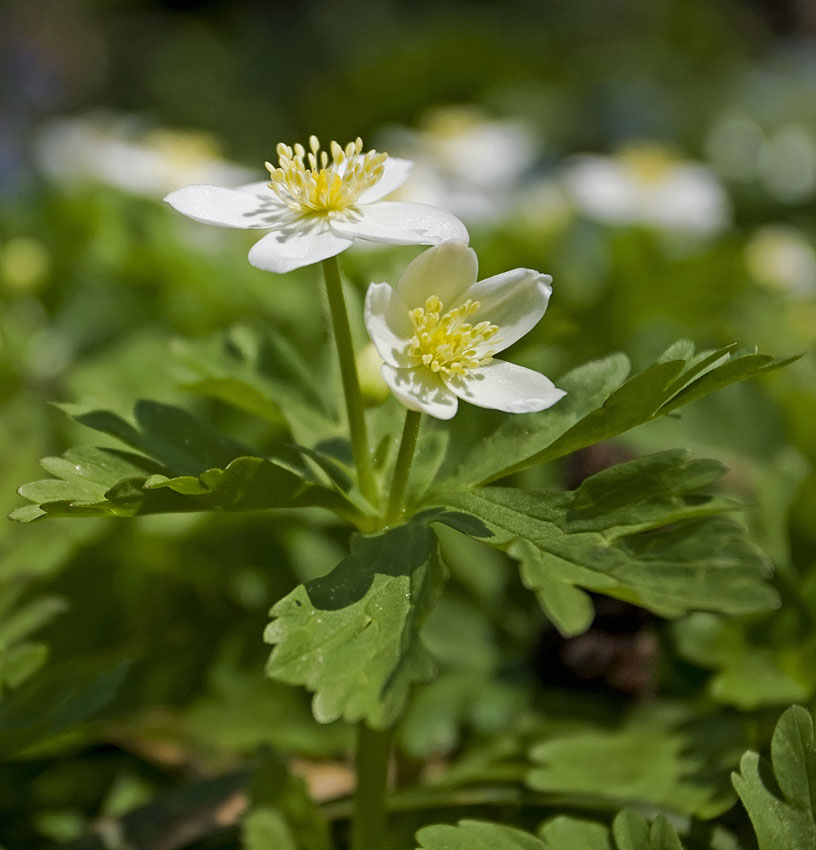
[
  {"left": 399, "top": 670, "right": 525, "bottom": 758},
  {"left": 59, "top": 399, "right": 252, "bottom": 475},
  {"left": 439, "top": 342, "right": 797, "bottom": 488},
  {"left": 0, "top": 658, "right": 130, "bottom": 756},
  {"left": 14, "top": 447, "right": 162, "bottom": 515},
  {"left": 672, "top": 609, "right": 816, "bottom": 710},
  {"left": 264, "top": 521, "right": 444, "bottom": 729},
  {"left": 539, "top": 816, "right": 614, "bottom": 850},
  {"left": 0, "top": 644, "right": 49, "bottom": 694},
  {"left": 243, "top": 808, "right": 298, "bottom": 850},
  {"left": 539, "top": 811, "right": 688, "bottom": 850},
  {"left": 0, "top": 595, "right": 67, "bottom": 650},
  {"left": 12, "top": 396, "right": 367, "bottom": 522},
  {"left": 435, "top": 450, "right": 776, "bottom": 633},
  {"left": 614, "top": 812, "right": 685, "bottom": 850},
  {"left": 416, "top": 819, "right": 548, "bottom": 850},
  {"left": 184, "top": 376, "right": 288, "bottom": 426},
  {"left": 242, "top": 752, "right": 330, "bottom": 850},
  {"left": 14, "top": 448, "right": 359, "bottom": 523},
  {"left": 527, "top": 704, "right": 738, "bottom": 818},
  {"left": 0, "top": 590, "right": 68, "bottom": 696},
  {"left": 732, "top": 705, "right": 816, "bottom": 850},
  {"left": 173, "top": 326, "right": 336, "bottom": 445},
  {"left": 442, "top": 353, "right": 630, "bottom": 489}
]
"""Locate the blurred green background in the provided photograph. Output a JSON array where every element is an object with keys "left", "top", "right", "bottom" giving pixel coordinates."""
[{"left": 2, "top": 1, "right": 816, "bottom": 848}]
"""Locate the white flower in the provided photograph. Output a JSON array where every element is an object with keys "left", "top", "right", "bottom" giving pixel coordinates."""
[
  {"left": 34, "top": 113, "right": 253, "bottom": 197},
  {"left": 745, "top": 226, "right": 816, "bottom": 297},
  {"left": 164, "top": 136, "right": 468, "bottom": 273},
  {"left": 562, "top": 144, "right": 730, "bottom": 238},
  {"left": 383, "top": 106, "right": 538, "bottom": 225},
  {"left": 364, "top": 241, "right": 565, "bottom": 420}
]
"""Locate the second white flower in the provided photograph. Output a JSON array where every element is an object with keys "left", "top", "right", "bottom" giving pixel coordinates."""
[{"left": 364, "top": 240, "right": 566, "bottom": 420}]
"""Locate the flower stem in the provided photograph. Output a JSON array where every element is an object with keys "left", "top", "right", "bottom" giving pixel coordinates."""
[
  {"left": 322, "top": 255, "right": 376, "bottom": 504},
  {"left": 385, "top": 409, "right": 422, "bottom": 524},
  {"left": 351, "top": 723, "right": 391, "bottom": 850}
]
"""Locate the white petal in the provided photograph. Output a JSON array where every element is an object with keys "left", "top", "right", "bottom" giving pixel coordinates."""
[
  {"left": 364, "top": 283, "right": 413, "bottom": 367},
  {"left": 394, "top": 240, "right": 478, "bottom": 309},
  {"left": 445, "top": 360, "right": 566, "bottom": 414},
  {"left": 248, "top": 221, "right": 352, "bottom": 273},
  {"left": 356, "top": 157, "right": 413, "bottom": 204},
  {"left": 328, "top": 202, "right": 469, "bottom": 246},
  {"left": 237, "top": 180, "right": 277, "bottom": 196},
  {"left": 381, "top": 364, "right": 458, "bottom": 420},
  {"left": 164, "top": 184, "right": 286, "bottom": 229},
  {"left": 457, "top": 268, "right": 552, "bottom": 354}
]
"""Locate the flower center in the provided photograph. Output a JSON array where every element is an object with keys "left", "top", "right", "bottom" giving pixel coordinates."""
[
  {"left": 265, "top": 136, "right": 387, "bottom": 215},
  {"left": 619, "top": 144, "right": 676, "bottom": 184},
  {"left": 407, "top": 295, "right": 499, "bottom": 378}
]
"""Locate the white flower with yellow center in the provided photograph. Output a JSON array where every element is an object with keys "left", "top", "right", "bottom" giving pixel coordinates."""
[
  {"left": 164, "top": 136, "right": 468, "bottom": 273},
  {"left": 563, "top": 143, "right": 730, "bottom": 238},
  {"left": 364, "top": 241, "right": 566, "bottom": 420}
]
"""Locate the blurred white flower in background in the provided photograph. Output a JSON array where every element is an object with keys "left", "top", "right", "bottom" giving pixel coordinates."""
[
  {"left": 562, "top": 143, "right": 731, "bottom": 238},
  {"left": 34, "top": 113, "right": 254, "bottom": 196},
  {"left": 706, "top": 109, "right": 816, "bottom": 204},
  {"left": 381, "top": 106, "right": 539, "bottom": 225},
  {"left": 745, "top": 226, "right": 816, "bottom": 297}
]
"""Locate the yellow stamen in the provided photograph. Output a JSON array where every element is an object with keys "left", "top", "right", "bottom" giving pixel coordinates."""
[
  {"left": 265, "top": 136, "right": 387, "bottom": 215},
  {"left": 407, "top": 296, "right": 499, "bottom": 378}
]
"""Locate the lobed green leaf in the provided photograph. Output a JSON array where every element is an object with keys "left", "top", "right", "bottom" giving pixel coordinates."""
[
  {"left": 434, "top": 450, "right": 777, "bottom": 634},
  {"left": 439, "top": 341, "right": 797, "bottom": 489},
  {"left": 527, "top": 704, "right": 738, "bottom": 819},
  {"left": 416, "top": 820, "right": 548, "bottom": 850},
  {"left": 264, "top": 521, "right": 446, "bottom": 729},
  {"left": 732, "top": 705, "right": 816, "bottom": 850}
]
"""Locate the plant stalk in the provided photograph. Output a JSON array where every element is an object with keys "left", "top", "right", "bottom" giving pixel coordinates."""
[
  {"left": 322, "top": 255, "right": 376, "bottom": 504},
  {"left": 385, "top": 409, "right": 422, "bottom": 524},
  {"left": 350, "top": 723, "right": 392, "bottom": 850}
]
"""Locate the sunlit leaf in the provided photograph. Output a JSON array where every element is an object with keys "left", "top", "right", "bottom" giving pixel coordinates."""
[
  {"left": 264, "top": 521, "right": 445, "bottom": 729},
  {"left": 439, "top": 342, "right": 797, "bottom": 489}
]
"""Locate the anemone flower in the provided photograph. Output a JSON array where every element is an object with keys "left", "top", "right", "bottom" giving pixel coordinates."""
[
  {"left": 364, "top": 240, "right": 565, "bottom": 419},
  {"left": 164, "top": 136, "right": 468, "bottom": 273}
]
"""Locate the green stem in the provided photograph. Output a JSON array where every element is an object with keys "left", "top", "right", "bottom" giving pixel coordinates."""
[
  {"left": 385, "top": 409, "right": 422, "bottom": 524},
  {"left": 322, "top": 255, "right": 376, "bottom": 504},
  {"left": 351, "top": 724, "right": 391, "bottom": 850}
]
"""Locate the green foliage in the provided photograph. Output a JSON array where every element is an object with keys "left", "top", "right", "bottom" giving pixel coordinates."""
[
  {"left": 672, "top": 606, "right": 816, "bottom": 710},
  {"left": 242, "top": 752, "right": 330, "bottom": 850},
  {"left": 439, "top": 342, "right": 797, "bottom": 490},
  {"left": 0, "top": 589, "right": 66, "bottom": 695},
  {"left": 540, "top": 817, "right": 616, "bottom": 850},
  {"left": 11, "top": 404, "right": 359, "bottom": 523},
  {"left": 527, "top": 704, "right": 739, "bottom": 818},
  {"left": 399, "top": 670, "right": 525, "bottom": 758},
  {"left": 435, "top": 450, "right": 777, "bottom": 635},
  {"left": 410, "top": 813, "right": 690, "bottom": 850},
  {"left": 264, "top": 521, "right": 446, "bottom": 729},
  {"left": 173, "top": 326, "right": 338, "bottom": 445},
  {"left": 541, "top": 811, "right": 685, "bottom": 850},
  {"left": 416, "top": 819, "right": 549, "bottom": 850},
  {"left": 0, "top": 658, "right": 130, "bottom": 757},
  {"left": 732, "top": 705, "right": 816, "bottom": 850}
]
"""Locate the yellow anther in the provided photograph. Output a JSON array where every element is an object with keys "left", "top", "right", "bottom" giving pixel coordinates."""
[
  {"left": 265, "top": 137, "right": 388, "bottom": 215},
  {"left": 406, "top": 295, "right": 499, "bottom": 378}
]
